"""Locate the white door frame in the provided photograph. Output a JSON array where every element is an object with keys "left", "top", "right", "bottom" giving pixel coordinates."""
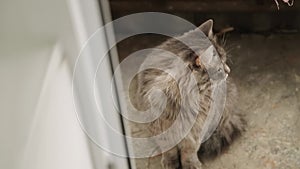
[{"left": 67, "top": 0, "right": 131, "bottom": 168}]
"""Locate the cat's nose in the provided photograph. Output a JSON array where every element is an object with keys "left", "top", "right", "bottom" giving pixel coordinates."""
[{"left": 224, "top": 64, "right": 230, "bottom": 74}]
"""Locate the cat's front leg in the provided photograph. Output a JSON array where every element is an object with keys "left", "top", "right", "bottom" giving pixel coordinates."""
[
  {"left": 161, "top": 147, "right": 180, "bottom": 169},
  {"left": 179, "top": 138, "right": 202, "bottom": 169},
  {"left": 181, "top": 152, "right": 202, "bottom": 169}
]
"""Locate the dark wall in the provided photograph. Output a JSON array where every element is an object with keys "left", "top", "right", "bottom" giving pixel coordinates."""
[{"left": 108, "top": 0, "right": 300, "bottom": 33}]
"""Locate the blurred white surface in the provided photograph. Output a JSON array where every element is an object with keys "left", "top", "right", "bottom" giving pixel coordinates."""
[
  {"left": 0, "top": 0, "right": 131, "bottom": 168},
  {"left": 0, "top": 0, "right": 109, "bottom": 169}
]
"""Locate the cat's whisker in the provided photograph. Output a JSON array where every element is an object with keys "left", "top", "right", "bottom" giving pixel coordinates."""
[
  {"left": 226, "top": 48, "right": 236, "bottom": 55},
  {"left": 222, "top": 33, "right": 227, "bottom": 46},
  {"left": 227, "top": 56, "right": 234, "bottom": 65},
  {"left": 224, "top": 42, "right": 238, "bottom": 49},
  {"left": 224, "top": 43, "right": 239, "bottom": 54}
]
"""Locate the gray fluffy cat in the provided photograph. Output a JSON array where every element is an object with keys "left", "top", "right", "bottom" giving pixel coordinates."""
[{"left": 133, "top": 20, "right": 245, "bottom": 169}]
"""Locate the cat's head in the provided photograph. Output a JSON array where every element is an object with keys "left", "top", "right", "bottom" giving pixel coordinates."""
[{"left": 185, "top": 19, "right": 230, "bottom": 81}]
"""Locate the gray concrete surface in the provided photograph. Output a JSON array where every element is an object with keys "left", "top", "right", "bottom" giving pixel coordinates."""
[{"left": 120, "top": 34, "right": 300, "bottom": 169}]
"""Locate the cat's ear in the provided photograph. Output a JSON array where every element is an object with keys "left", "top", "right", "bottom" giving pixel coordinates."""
[
  {"left": 192, "top": 46, "right": 214, "bottom": 69},
  {"left": 188, "top": 51, "right": 204, "bottom": 70},
  {"left": 199, "top": 19, "right": 214, "bottom": 39}
]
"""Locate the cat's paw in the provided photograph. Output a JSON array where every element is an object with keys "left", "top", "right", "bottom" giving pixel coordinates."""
[{"left": 182, "top": 161, "right": 202, "bottom": 169}]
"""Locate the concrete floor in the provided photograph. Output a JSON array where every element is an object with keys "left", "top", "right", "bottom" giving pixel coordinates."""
[{"left": 119, "top": 34, "right": 300, "bottom": 169}]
